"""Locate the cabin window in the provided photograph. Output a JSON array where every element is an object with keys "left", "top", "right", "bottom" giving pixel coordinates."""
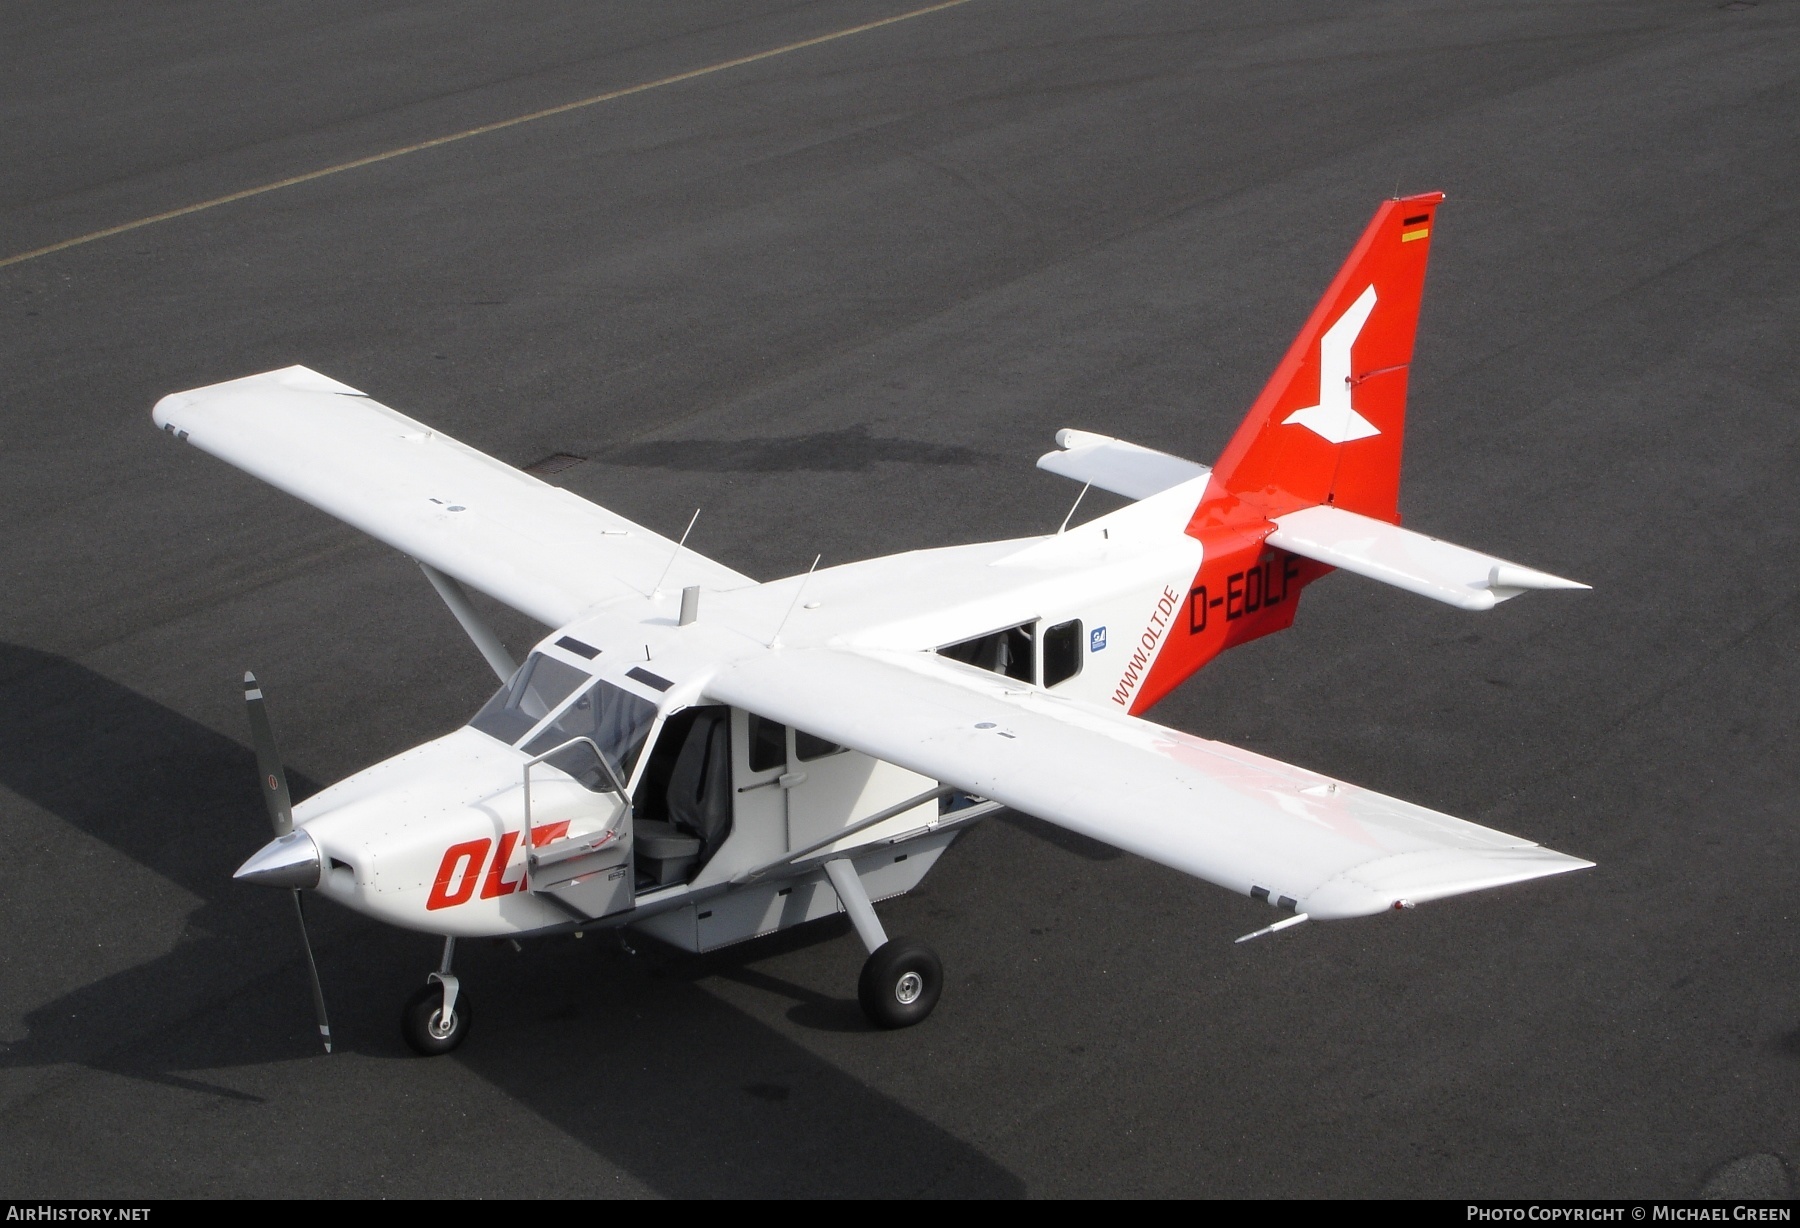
[
  {"left": 794, "top": 730, "right": 844, "bottom": 761},
  {"left": 748, "top": 714, "right": 787, "bottom": 772},
  {"left": 938, "top": 622, "right": 1036, "bottom": 683},
  {"left": 523, "top": 679, "right": 658, "bottom": 792},
  {"left": 1043, "top": 619, "right": 1083, "bottom": 688},
  {"left": 469, "top": 653, "right": 589, "bottom": 745}
]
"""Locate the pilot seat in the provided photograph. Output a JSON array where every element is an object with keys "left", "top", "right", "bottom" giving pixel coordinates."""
[{"left": 632, "top": 706, "right": 731, "bottom": 889}]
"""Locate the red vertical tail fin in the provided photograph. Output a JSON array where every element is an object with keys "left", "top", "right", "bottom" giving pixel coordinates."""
[
  {"left": 1126, "top": 194, "right": 1444, "bottom": 713},
  {"left": 1204, "top": 191, "right": 1443, "bottom": 526}
]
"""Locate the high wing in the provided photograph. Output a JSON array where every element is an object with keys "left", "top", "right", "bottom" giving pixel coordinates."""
[
  {"left": 153, "top": 366, "right": 754, "bottom": 627},
  {"left": 707, "top": 647, "right": 1590, "bottom": 921}
]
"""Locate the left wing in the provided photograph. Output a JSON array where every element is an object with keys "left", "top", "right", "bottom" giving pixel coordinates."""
[
  {"left": 706, "top": 647, "right": 1590, "bottom": 921},
  {"left": 154, "top": 366, "right": 754, "bottom": 627}
]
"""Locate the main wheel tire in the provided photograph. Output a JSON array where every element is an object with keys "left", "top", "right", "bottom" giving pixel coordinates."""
[
  {"left": 857, "top": 938, "right": 942, "bottom": 1029},
  {"left": 401, "top": 982, "right": 472, "bottom": 1056}
]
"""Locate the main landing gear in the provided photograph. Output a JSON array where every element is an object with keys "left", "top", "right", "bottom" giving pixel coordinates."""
[
  {"left": 823, "top": 859, "right": 942, "bottom": 1029},
  {"left": 858, "top": 937, "right": 943, "bottom": 1029},
  {"left": 402, "top": 936, "right": 471, "bottom": 1055}
]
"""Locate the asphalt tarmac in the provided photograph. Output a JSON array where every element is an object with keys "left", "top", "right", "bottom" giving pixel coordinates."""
[{"left": 3, "top": 0, "right": 1797, "bottom": 1199}]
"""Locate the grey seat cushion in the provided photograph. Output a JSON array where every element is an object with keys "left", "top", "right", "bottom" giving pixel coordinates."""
[{"left": 636, "top": 819, "right": 701, "bottom": 861}]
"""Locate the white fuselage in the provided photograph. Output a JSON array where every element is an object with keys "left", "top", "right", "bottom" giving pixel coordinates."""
[{"left": 297, "top": 476, "right": 1209, "bottom": 940}]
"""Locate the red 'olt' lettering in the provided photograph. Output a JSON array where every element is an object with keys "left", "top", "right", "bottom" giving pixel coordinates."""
[
  {"left": 480, "top": 831, "right": 523, "bottom": 899},
  {"left": 426, "top": 839, "right": 490, "bottom": 910}
]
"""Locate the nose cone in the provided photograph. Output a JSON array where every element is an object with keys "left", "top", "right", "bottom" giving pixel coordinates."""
[{"left": 235, "top": 828, "right": 322, "bottom": 889}]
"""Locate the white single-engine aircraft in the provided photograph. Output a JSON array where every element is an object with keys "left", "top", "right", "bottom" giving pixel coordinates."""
[{"left": 154, "top": 192, "right": 1591, "bottom": 1056}]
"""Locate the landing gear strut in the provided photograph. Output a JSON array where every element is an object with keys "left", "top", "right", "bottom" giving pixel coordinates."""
[
  {"left": 402, "top": 937, "right": 471, "bottom": 1056},
  {"left": 824, "top": 858, "right": 942, "bottom": 1029}
]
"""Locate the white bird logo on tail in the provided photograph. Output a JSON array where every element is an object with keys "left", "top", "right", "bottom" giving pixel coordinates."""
[{"left": 1282, "top": 284, "right": 1380, "bottom": 444}]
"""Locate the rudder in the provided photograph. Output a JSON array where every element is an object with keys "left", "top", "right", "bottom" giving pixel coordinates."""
[{"left": 1204, "top": 191, "right": 1444, "bottom": 526}]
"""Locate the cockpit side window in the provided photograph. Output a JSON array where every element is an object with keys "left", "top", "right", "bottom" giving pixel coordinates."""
[
  {"left": 938, "top": 622, "right": 1036, "bottom": 684},
  {"left": 469, "top": 654, "right": 589, "bottom": 745},
  {"left": 523, "top": 679, "right": 660, "bottom": 792}
]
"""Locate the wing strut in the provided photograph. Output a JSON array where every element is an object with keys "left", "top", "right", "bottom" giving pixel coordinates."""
[{"left": 420, "top": 563, "right": 517, "bottom": 682}]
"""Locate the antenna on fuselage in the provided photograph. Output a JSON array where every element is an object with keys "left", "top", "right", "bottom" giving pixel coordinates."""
[
  {"left": 652, "top": 507, "right": 702, "bottom": 596},
  {"left": 768, "top": 554, "right": 822, "bottom": 648}
]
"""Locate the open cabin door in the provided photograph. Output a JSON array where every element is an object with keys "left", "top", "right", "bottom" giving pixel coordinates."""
[
  {"left": 521, "top": 743, "right": 634, "bottom": 920},
  {"left": 515, "top": 673, "right": 659, "bottom": 921}
]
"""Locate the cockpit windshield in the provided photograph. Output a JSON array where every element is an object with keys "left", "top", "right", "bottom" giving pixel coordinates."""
[
  {"left": 469, "top": 654, "right": 588, "bottom": 746},
  {"left": 523, "top": 679, "right": 659, "bottom": 793}
]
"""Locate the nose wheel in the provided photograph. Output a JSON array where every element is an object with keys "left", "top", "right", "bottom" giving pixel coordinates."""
[{"left": 402, "top": 938, "right": 471, "bottom": 1056}]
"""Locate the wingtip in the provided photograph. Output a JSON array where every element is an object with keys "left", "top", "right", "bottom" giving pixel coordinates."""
[
  {"left": 1489, "top": 564, "right": 1590, "bottom": 593},
  {"left": 150, "top": 392, "right": 185, "bottom": 428}
]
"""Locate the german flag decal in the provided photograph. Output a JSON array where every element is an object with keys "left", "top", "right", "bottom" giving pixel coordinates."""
[{"left": 1401, "top": 212, "right": 1431, "bottom": 243}]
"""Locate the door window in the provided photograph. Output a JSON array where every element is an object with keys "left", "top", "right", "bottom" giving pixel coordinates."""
[
  {"left": 794, "top": 730, "right": 844, "bottom": 761},
  {"left": 523, "top": 678, "right": 659, "bottom": 792},
  {"left": 748, "top": 714, "right": 787, "bottom": 772}
]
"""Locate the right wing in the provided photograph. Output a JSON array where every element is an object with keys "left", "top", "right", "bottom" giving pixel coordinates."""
[
  {"left": 153, "top": 366, "right": 754, "bottom": 627},
  {"left": 707, "top": 647, "right": 1591, "bottom": 921}
]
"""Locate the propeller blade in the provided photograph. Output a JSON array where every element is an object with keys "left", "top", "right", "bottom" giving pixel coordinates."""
[
  {"left": 242, "top": 671, "right": 330, "bottom": 1053},
  {"left": 243, "top": 671, "right": 294, "bottom": 837},
  {"left": 291, "top": 891, "right": 333, "bottom": 1054}
]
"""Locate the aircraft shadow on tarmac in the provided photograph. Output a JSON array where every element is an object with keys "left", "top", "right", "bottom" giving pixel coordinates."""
[
  {"left": 611, "top": 425, "right": 992, "bottom": 472},
  {"left": 0, "top": 644, "right": 1022, "bottom": 1196}
]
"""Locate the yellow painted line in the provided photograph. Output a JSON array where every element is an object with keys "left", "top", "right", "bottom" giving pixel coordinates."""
[
  {"left": 0, "top": 0, "right": 975, "bottom": 271},
  {"left": 1401, "top": 227, "right": 1430, "bottom": 243}
]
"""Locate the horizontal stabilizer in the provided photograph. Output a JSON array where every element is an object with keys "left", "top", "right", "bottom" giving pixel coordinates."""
[
  {"left": 1038, "top": 429, "right": 1210, "bottom": 500},
  {"left": 1266, "top": 505, "right": 1588, "bottom": 611}
]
